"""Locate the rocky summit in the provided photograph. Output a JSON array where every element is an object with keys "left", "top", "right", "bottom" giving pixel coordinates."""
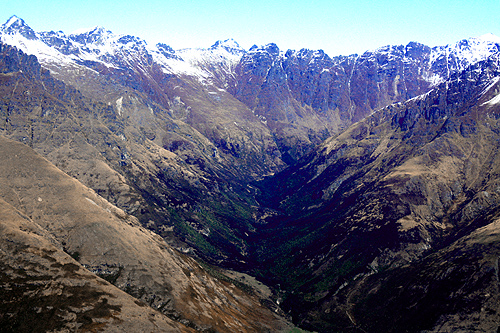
[{"left": 2, "top": 14, "right": 500, "bottom": 332}]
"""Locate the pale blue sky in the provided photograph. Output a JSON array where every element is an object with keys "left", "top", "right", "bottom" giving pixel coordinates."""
[{"left": 2, "top": 0, "right": 499, "bottom": 56}]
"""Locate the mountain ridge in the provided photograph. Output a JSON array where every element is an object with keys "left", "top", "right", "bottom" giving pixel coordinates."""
[
  {"left": 3, "top": 15, "right": 499, "bottom": 167},
  {"left": 0, "top": 130, "right": 292, "bottom": 332}
]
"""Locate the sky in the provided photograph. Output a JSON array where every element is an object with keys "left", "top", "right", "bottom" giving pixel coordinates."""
[{"left": 2, "top": 0, "right": 500, "bottom": 56}]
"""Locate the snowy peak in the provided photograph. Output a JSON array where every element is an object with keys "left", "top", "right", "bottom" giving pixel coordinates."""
[
  {"left": 70, "top": 26, "right": 114, "bottom": 45},
  {"left": 1, "top": 15, "right": 36, "bottom": 40},
  {"left": 431, "top": 34, "right": 500, "bottom": 71},
  {"left": 421, "top": 34, "right": 500, "bottom": 86},
  {"left": 170, "top": 40, "right": 246, "bottom": 83},
  {"left": 209, "top": 38, "right": 244, "bottom": 55},
  {"left": 477, "top": 33, "right": 500, "bottom": 44},
  {"left": 2, "top": 15, "right": 500, "bottom": 98},
  {"left": 285, "top": 48, "right": 332, "bottom": 63},
  {"left": 155, "top": 43, "right": 180, "bottom": 60},
  {"left": 249, "top": 43, "right": 280, "bottom": 55},
  {"left": 2, "top": 15, "right": 25, "bottom": 30}
]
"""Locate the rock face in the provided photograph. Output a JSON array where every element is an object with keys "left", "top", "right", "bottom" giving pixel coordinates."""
[
  {"left": 0, "top": 197, "right": 194, "bottom": 333},
  {"left": 3, "top": 16, "right": 500, "bottom": 168},
  {"left": 0, "top": 40, "right": 256, "bottom": 267}
]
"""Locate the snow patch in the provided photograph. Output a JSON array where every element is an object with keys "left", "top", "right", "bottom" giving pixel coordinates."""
[
  {"left": 71, "top": 26, "right": 101, "bottom": 35},
  {"left": 85, "top": 197, "right": 98, "bottom": 206},
  {"left": 423, "top": 72, "right": 444, "bottom": 86},
  {"left": 116, "top": 96, "right": 123, "bottom": 116},
  {"left": 482, "top": 92, "right": 500, "bottom": 107},
  {"left": 478, "top": 33, "right": 500, "bottom": 44},
  {"left": 481, "top": 77, "right": 500, "bottom": 96},
  {"left": 4, "top": 16, "right": 21, "bottom": 29},
  {"left": 1, "top": 33, "right": 73, "bottom": 66},
  {"left": 481, "top": 77, "right": 500, "bottom": 106}
]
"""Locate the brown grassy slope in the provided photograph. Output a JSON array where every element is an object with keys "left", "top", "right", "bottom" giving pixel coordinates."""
[
  {"left": 0, "top": 196, "right": 193, "bottom": 332},
  {"left": 0, "top": 135, "right": 292, "bottom": 332}
]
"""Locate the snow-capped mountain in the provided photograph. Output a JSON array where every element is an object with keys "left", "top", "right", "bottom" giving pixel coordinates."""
[
  {"left": 2, "top": 14, "right": 500, "bottom": 161},
  {"left": 3, "top": 15, "right": 499, "bottom": 90},
  {"left": 0, "top": 15, "right": 243, "bottom": 83},
  {"left": 428, "top": 33, "right": 500, "bottom": 84},
  {"left": 1, "top": 15, "right": 37, "bottom": 40}
]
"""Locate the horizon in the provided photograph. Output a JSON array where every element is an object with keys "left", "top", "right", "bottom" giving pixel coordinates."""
[{"left": 2, "top": 0, "right": 500, "bottom": 57}]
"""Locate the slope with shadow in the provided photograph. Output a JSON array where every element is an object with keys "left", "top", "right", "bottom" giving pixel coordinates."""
[
  {"left": 252, "top": 55, "right": 500, "bottom": 331},
  {"left": 228, "top": 37, "right": 500, "bottom": 163},
  {"left": 0, "top": 41, "right": 275, "bottom": 268},
  {"left": 4, "top": 17, "right": 500, "bottom": 331},
  {"left": 0, "top": 134, "right": 293, "bottom": 332}
]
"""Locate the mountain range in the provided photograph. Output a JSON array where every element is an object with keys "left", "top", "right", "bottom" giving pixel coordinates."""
[{"left": 2, "top": 14, "right": 500, "bottom": 332}]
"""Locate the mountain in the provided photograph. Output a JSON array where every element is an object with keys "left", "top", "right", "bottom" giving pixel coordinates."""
[
  {"left": 3, "top": 14, "right": 500, "bottom": 332},
  {"left": 252, "top": 54, "right": 500, "bottom": 331},
  {"left": 0, "top": 22, "right": 275, "bottom": 269},
  {"left": 0, "top": 195, "right": 194, "bottom": 333},
  {"left": 3, "top": 15, "right": 500, "bottom": 166},
  {"left": 0, "top": 134, "right": 292, "bottom": 332}
]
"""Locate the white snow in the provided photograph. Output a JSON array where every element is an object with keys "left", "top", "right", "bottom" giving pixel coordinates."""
[
  {"left": 423, "top": 72, "right": 445, "bottom": 86},
  {"left": 211, "top": 38, "right": 242, "bottom": 50},
  {"left": 430, "top": 34, "right": 500, "bottom": 73},
  {"left": 0, "top": 33, "right": 73, "bottom": 65},
  {"left": 482, "top": 93, "right": 500, "bottom": 106},
  {"left": 85, "top": 197, "right": 98, "bottom": 206},
  {"left": 148, "top": 40, "right": 245, "bottom": 82},
  {"left": 4, "top": 16, "right": 21, "bottom": 29},
  {"left": 3, "top": 16, "right": 500, "bottom": 102},
  {"left": 481, "top": 77, "right": 500, "bottom": 106},
  {"left": 480, "top": 77, "right": 500, "bottom": 96},
  {"left": 478, "top": 33, "right": 500, "bottom": 44},
  {"left": 70, "top": 26, "right": 101, "bottom": 35},
  {"left": 116, "top": 96, "right": 124, "bottom": 116}
]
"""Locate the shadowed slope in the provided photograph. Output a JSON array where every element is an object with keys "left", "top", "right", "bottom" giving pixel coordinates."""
[
  {"left": 252, "top": 55, "right": 500, "bottom": 331},
  {"left": 0, "top": 134, "right": 292, "bottom": 332}
]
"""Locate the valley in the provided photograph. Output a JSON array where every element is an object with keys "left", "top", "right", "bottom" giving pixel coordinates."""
[{"left": 2, "top": 15, "right": 500, "bottom": 332}]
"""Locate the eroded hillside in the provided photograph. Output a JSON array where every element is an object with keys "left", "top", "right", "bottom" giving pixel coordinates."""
[
  {"left": 0, "top": 134, "right": 292, "bottom": 332},
  {"left": 252, "top": 55, "right": 500, "bottom": 331}
]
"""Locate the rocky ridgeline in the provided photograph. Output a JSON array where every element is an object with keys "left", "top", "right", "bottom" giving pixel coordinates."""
[{"left": 2, "top": 16, "right": 500, "bottom": 166}]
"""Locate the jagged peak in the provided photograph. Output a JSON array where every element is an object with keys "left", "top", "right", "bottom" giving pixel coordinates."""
[
  {"left": 71, "top": 25, "right": 110, "bottom": 36},
  {"left": 69, "top": 26, "right": 115, "bottom": 45},
  {"left": 249, "top": 43, "right": 280, "bottom": 56},
  {"left": 157, "top": 42, "right": 175, "bottom": 53},
  {"left": 210, "top": 38, "right": 242, "bottom": 50},
  {"left": 429, "top": 35, "right": 500, "bottom": 69},
  {"left": 3, "top": 15, "right": 24, "bottom": 29},
  {"left": 1, "top": 15, "right": 37, "bottom": 40},
  {"left": 438, "top": 34, "right": 500, "bottom": 52},
  {"left": 286, "top": 48, "right": 330, "bottom": 60}
]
